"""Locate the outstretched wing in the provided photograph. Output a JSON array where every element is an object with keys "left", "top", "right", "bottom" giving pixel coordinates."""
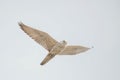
[
  {"left": 19, "top": 22, "right": 58, "bottom": 52},
  {"left": 59, "top": 46, "right": 90, "bottom": 55}
]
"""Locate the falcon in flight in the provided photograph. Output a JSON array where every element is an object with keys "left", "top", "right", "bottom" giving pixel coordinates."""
[{"left": 19, "top": 22, "right": 90, "bottom": 65}]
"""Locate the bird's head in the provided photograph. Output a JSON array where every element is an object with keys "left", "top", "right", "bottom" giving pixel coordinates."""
[{"left": 60, "top": 40, "right": 67, "bottom": 45}]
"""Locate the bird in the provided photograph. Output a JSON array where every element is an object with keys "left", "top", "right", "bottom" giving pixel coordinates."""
[{"left": 18, "top": 22, "right": 90, "bottom": 65}]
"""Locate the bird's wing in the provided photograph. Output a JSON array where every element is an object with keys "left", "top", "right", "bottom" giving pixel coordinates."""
[
  {"left": 19, "top": 22, "right": 58, "bottom": 52},
  {"left": 59, "top": 45, "right": 90, "bottom": 55}
]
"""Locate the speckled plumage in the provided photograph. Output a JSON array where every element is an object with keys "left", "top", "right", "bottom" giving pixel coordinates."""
[{"left": 19, "top": 22, "right": 90, "bottom": 65}]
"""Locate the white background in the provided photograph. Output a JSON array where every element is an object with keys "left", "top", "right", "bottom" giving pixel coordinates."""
[{"left": 0, "top": 0, "right": 120, "bottom": 80}]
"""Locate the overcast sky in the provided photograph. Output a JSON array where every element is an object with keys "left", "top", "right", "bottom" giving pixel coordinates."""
[{"left": 0, "top": 0, "right": 120, "bottom": 80}]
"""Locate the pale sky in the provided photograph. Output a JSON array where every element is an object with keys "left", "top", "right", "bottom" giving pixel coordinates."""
[{"left": 0, "top": 0, "right": 120, "bottom": 80}]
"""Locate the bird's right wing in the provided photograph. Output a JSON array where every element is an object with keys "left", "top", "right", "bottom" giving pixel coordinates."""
[
  {"left": 59, "top": 46, "right": 90, "bottom": 55},
  {"left": 19, "top": 22, "right": 58, "bottom": 52}
]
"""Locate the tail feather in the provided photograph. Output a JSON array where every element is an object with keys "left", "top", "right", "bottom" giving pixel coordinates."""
[{"left": 40, "top": 54, "right": 55, "bottom": 65}]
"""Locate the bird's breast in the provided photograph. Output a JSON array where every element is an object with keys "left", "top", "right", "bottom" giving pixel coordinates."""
[{"left": 49, "top": 43, "right": 66, "bottom": 55}]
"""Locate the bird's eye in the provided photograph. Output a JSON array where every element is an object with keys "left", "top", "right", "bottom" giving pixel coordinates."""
[{"left": 63, "top": 40, "right": 67, "bottom": 44}]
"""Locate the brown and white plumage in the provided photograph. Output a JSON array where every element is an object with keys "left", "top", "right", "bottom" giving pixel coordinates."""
[
  {"left": 19, "top": 22, "right": 90, "bottom": 65},
  {"left": 59, "top": 46, "right": 89, "bottom": 55},
  {"left": 19, "top": 22, "right": 58, "bottom": 52}
]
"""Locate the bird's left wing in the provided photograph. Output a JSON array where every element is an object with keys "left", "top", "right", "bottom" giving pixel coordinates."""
[
  {"left": 19, "top": 22, "right": 58, "bottom": 52},
  {"left": 58, "top": 45, "right": 90, "bottom": 55}
]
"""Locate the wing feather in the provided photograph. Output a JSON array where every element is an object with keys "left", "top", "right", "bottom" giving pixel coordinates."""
[
  {"left": 19, "top": 22, "right": 58, "bottom": 52},
  {"left": 59, "top": 45, "right": 90, "bottom": 55}
]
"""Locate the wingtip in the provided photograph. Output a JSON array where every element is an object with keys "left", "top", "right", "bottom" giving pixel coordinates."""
[
  {"left": 88, "top": 46, "right": 94, "bottom": 50},
  {"left": 18, "top": 21, "right": 24, "bottom": 27},
  {"left": 18, "top": 22, "right": 27, "bottom": 31}
]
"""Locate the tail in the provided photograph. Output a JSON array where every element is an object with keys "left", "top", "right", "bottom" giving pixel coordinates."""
[{"left": 40, "top": 54, "right": 55, "bottom": 65}]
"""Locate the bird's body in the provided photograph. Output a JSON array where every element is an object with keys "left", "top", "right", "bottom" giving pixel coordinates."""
[
  {"left": 40, "top": 41, "right": 67, "bottom": 65},
  {"left": 19, "top": 22, "right": 90, "bottom": 65}
]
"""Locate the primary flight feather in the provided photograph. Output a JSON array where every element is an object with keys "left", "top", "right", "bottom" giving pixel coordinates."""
[{"left": 19, "top": 22, "right": 90, "bottom": 65}]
